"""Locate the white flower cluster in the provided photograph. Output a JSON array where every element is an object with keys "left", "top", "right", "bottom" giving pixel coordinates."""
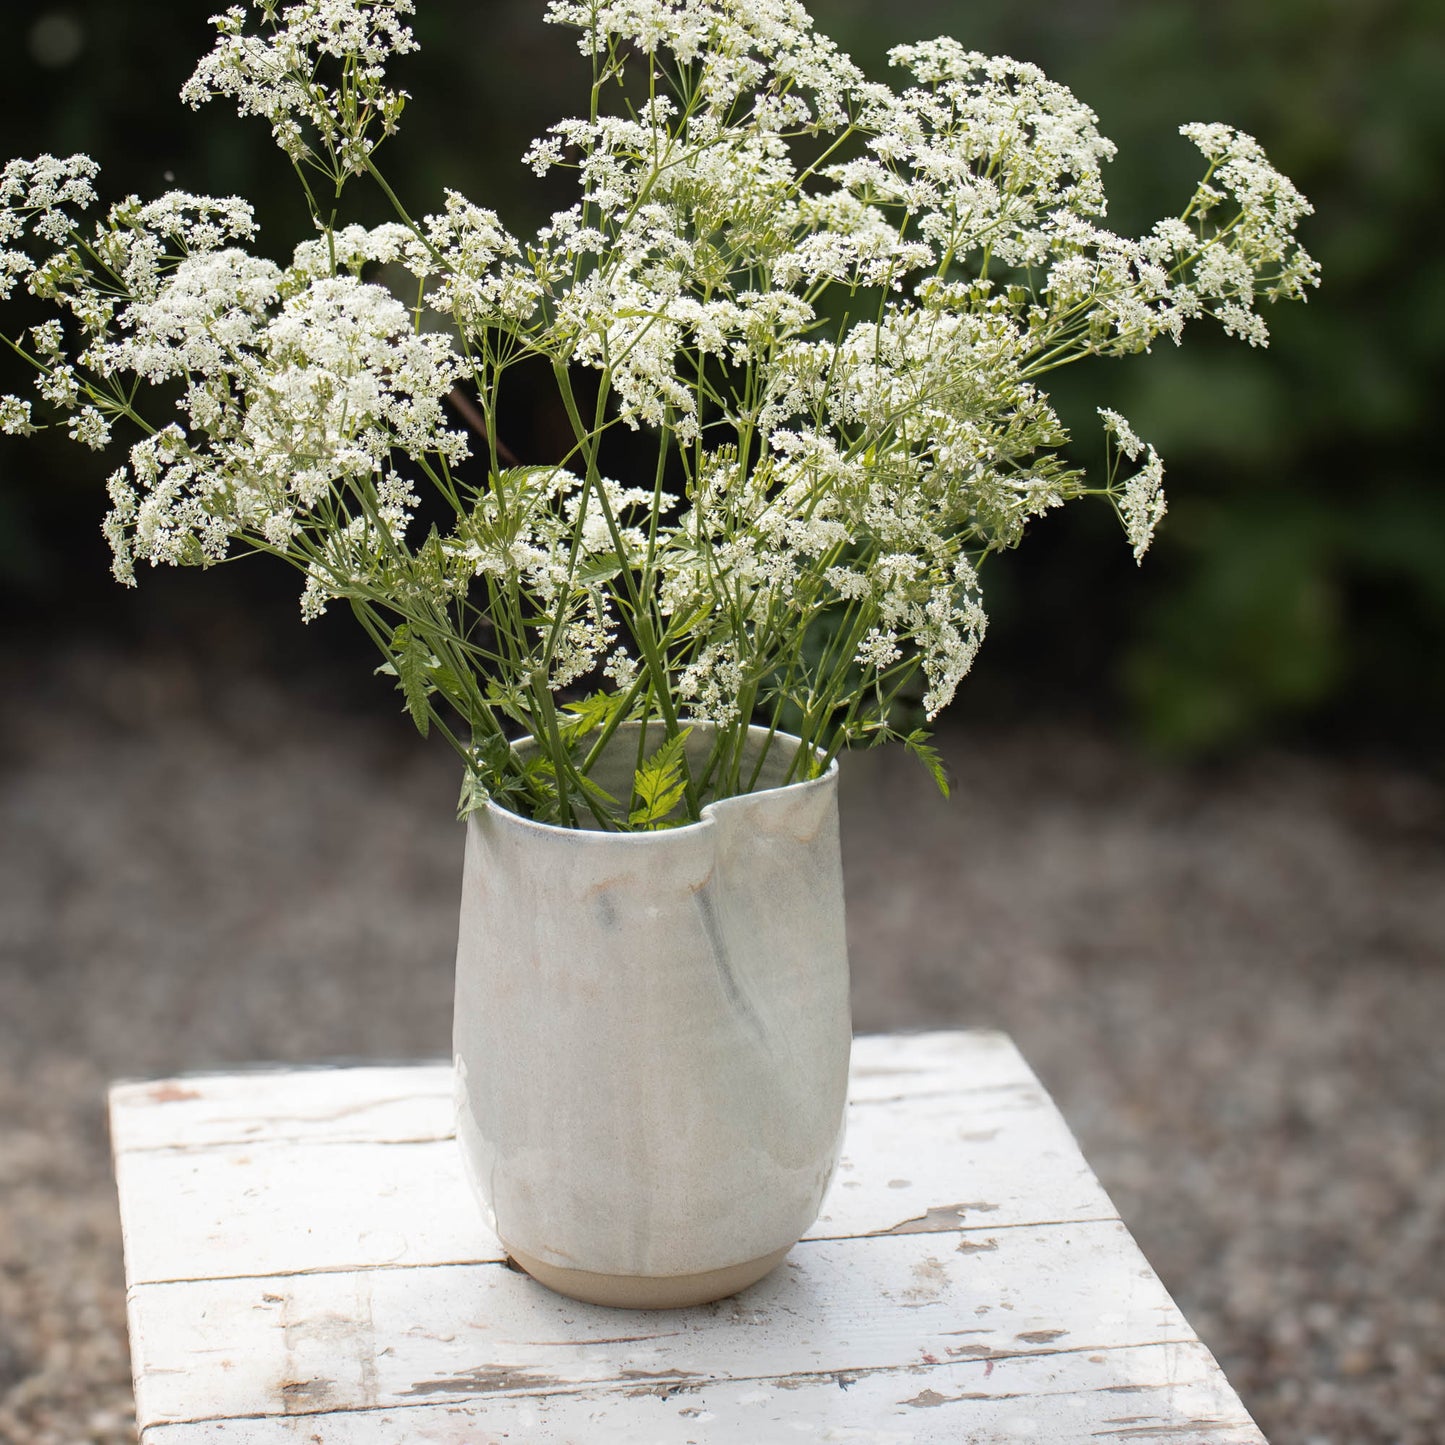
[
  {"left": 544, "top": 0, "right": 866, "bottom": 130},
  {"left": 443, "top": 467, "right": 655, "bottom": 692},
  {"left": 0, "top": 154, "right": 98, "bottom": 256},
  {"left": 0, "top": 177, "right": 473, "bottom": 587},
  {"left": 182, "top": 0, "right": 417, "bottom": 176},
  {"left": 854, "top": 43, "right": 1119, "bottom": 260},
  {"left": 416, "top": 194, "right": 536, "bottom": 332},
  {"left": 0, "top": 139, "right": 470, "bottom": 594},
  {"left": 1098, "top": 408, "right": 1167, "bottom": 562},
  {"left": 0, "top": 394, "right": 35, "bottom": 435},
  {"left": 100, "top": 251, "right": 467, "bottom": 585}
]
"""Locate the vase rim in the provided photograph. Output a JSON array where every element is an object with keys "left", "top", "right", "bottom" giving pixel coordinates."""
[{"left": 480, "top": 722, "right": 837, "bottom": 841}]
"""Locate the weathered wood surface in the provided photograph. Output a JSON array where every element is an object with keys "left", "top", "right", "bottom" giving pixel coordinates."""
[
  {"left": 110, "top": 1030, "right": 1267, "bottom": 1443},
  {"left": 136, "top": 1344, "right": 1264, "bottom": 1445}
]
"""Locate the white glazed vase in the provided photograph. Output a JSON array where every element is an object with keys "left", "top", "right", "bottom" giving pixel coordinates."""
[{"left": 452, "top": 724, "right": 852, "bottom": 1309}]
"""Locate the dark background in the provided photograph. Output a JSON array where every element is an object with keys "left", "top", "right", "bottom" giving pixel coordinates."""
[{"left": 2, "top": 0, "right": 1442, "bottom": 764}]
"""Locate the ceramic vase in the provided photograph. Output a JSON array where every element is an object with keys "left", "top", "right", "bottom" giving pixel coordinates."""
[{"left": 452, "top": 724, "right": 852, "bottom": 1309}]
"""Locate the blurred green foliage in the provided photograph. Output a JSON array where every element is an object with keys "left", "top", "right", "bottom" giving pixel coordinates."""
[
  {"left": 1, "top": 0, "right": 1440, "bottom": 757},
  {"left": 891, "top": 0, "right": 1445, "bottom": 757}
]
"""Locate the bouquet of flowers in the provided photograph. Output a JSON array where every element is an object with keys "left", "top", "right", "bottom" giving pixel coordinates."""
[{"left": 0, "top": 0, "right": 1317, "bottom": 828}]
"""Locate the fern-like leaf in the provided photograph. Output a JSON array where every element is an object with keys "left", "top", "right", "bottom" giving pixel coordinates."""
[
  {"left": 904, "top": 728, "right": 951, "bottom": 799},
  {"left": 390, "top": 623, "right": 432, "bottom": 738},
  {"left": 628, "top": 728, "right": 693, "bottom": 829},
  {"left": 559, "top": 691, "right": 627, "bottom": 747}
]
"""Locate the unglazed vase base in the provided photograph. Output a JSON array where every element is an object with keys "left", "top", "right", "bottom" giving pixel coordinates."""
[{"left": 506, "top": 1242, "right": 793, "bottom": 1309}]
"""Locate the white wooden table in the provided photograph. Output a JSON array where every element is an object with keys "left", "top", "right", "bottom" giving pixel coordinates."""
[{"left": 110, "top": 1031, "right": 1266, "bottom": 1442}]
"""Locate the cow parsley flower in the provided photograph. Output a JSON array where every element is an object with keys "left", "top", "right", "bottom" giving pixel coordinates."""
[
  {"left": 0, "top": 0, "right": 1318, "bottom": 827},
  {"left": 0, "top": 395, "right": 35, "bottom": 434},
  {"left": 183, "top": 0, "right": 418, "bottom": 177}
]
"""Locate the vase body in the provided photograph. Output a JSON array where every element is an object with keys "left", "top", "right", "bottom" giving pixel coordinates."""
[{"left": 452, "top": 724, "right": 852, "bottom": 1309}]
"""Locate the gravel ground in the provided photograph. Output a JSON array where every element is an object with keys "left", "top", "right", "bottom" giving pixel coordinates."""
[{"left": 1, "top": 646, "right": 1442, "bottom": 1444}]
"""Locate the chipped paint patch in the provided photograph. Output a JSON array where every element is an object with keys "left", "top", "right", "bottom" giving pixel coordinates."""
[
  {"left": 873, "top": 1201, "right": 1001, "bottom": 1235},
  {"left": 398, "top": 1365, "right": 559, "bottom": 1397},
  {"left": 278, "top": 1377, "right": 333, "bottom": 1413},
  {"left": 902, "top": 1388, "right": 952, "bottom": 1408}
]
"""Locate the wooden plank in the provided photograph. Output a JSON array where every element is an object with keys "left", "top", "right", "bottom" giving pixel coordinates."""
[
  {"left": 115, "top": 1088, "right": 1111, "bottom": 1286},
  {"left": 109, "top": 1065, "right": 456, "bottom": 1153},
  {"left": 844, "top": 1030, "right": 1042, "bottom": 1103},
  {"left": 114, "top": 1138, "right": 505, "bottom": 1286},
  {"left": 816, "top": 1082, "right": 1116, "bottom": 1240},
  {"left": 137, "top": 1341, "right": 1264, "bottom": 1443},
  {"left": 108, "top": 1033, "right": 1034, "bottom": 1154},
  {"left": 128, "top": 1222, "right": 1196, "bottom": 1427},
  {"left": 113, "top": 1036, "right": 1115, "bottom": 1287}
]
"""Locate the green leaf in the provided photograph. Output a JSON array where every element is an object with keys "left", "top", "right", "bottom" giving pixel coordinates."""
[
  {"left": 523, "top": 752, "right": 557, "bottom": 786},
  {"left": 456, "top": 768, "right": 490, "bottom": 820},
  {"left": 904, "top": 728, "right": 951, "bottom": 799},
  {"left": 418, "top": 524, "right": 449, "bottom": 584},
  {"left": 574, "top": 552, "right": 623, "bottom": 585},
  {"left": 559, "top": 690, "right": 627, "bottom": 747},
  {"left": 390, "top": 623, "right": 432, "bottom": 738},
  {"left": 628, "top": 728, "right": 694, "bottom": 829},
  {"left": 484, "top": 680, "right": 533, "bottom": 731},
  {"left": 459, "top": 733, "right": 538, "bottom": 821},
  {"left": 428, "top": 663, "right": 467, "bottom": 709},
  {"left": 574, "top": 770, "right": 622, "bottom": 817}
]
